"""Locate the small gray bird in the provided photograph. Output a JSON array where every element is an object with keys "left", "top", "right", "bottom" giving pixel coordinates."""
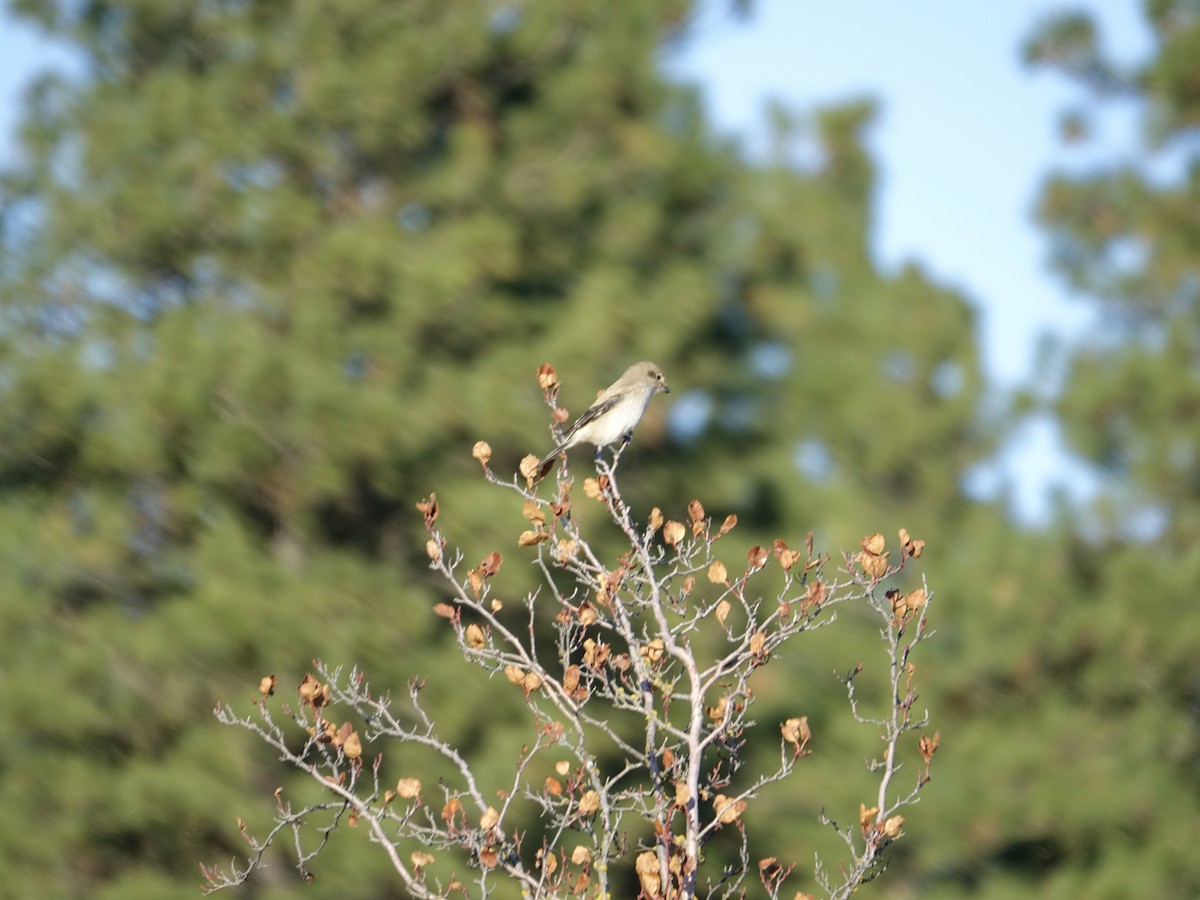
[{"left": 536, "top": 361, "right": 671, "bottom": 480}]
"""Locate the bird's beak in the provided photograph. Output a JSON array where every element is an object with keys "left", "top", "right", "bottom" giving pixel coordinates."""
[{"left": 661, "top": 381, "right": 671, "bottom": 395}]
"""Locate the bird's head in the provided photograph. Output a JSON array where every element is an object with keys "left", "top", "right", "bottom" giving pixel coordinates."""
[{"left": 635, "top": 362, "right": 671, "bottom": 395}]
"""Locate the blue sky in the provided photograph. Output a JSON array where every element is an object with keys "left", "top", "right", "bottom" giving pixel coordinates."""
[
  {"left": 670, "top": 1, "right": 1146, "bottom": 387},
  {"left": 667, "top": 1, "right": 1152, "bottom": 520},
  {"left": 0, "top": 2, "right": 1149, "bottom": 520}
]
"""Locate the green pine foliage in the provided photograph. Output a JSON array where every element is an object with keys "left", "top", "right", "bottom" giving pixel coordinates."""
[{"left": 927, "top": 4, "right": 1200, "bottom": 899}]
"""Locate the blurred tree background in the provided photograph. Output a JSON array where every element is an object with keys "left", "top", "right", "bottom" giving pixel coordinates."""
[{"left": 0, "top": 0, "right": 1195, "bottom": 898}]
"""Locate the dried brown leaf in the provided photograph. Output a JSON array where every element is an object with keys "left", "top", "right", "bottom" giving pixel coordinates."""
[
  {"left": 441, "top": 797, "right": 463, "bottom": 823},
  {"left": 861, "top": 533, "right": 886, "bottom": 556},
  {"left": 577, "top": 790, "right": 600, "bottom": 815},
  {"left": 859, "top": 802, "right": 880, "bottom": 833},
  {"left": 480, "top": 551, "right": 502, "bottom": 577},
  {"left": 641, "top": 637, "right": 666, "bottom": 664},
  {"left": 781, "top": 716, "right": 811, "bottom": 750},
  {"left": 675, "top": 780, "right": 690, "bottom": 806},
  {"left": 919, "top": 731, "right": 940, "bottom": 765},
  {"left": 297, "top": 673, "right": 330, "bottom": 709},
  {"left": 749, "top": 631, "right": 766, "bottom": 656},
  {"left": 522, "top": 671, "right": 543, "bottom": 692},
  {"left": 857, "top": 549, "right": 889, "bottom": 579},
  {"left": 562, "top": 664, "right": 581, "bottom": 695},
  {"left": 804, "top": 581, "right": 826, "bottom": 608},
  {"left": 714, "top": 794, "right": 746, "bottom": 824},
  {"left": 746, "top": 544, "right": 767, "bottom": 570},
  {"left": 663, "top": 520, "right": 686, "bottom": 546},
  {"left": 707, "top": 695, "right": 729, "bottom": 722},
  {"left": 899, "top": 527, "right": 925, "bottom": 559},
  {"left": 415, "top": 493, "right": 438, "bottom": 528},
  {"left": 518, "top": 529, "right": 549, "bottom": 547},
  {"left": 519, "top": 454, "right": 540, "bottom": 483},
  {"left": 537, "top": 363, "right": 558, "bottom": 391},
  {"left": 396, "top": 777, "right": 422, "bottom": 798},
  {"left": 636, "top": 849, "right": 659, "bottom": 873}
]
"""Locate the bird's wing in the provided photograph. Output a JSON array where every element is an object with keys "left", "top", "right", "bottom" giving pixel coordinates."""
[
  {"left": 562, "top": 393, "right": 621, "bottom": 440},
  {"left": 536, "top": 392, "right": 623, "bottom": 482}
]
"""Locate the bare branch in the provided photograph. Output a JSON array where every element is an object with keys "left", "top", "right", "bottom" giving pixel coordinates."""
[{"left": 206, "top": 379, "right": 939, "bottom": 898}]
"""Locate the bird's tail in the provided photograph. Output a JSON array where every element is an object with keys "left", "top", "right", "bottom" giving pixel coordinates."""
[{"left": 534, "top": 448, "right": 563, "bottom": 482}]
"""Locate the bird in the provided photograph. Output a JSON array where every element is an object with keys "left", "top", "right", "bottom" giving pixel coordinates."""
[{"left": 535, "top": 361, "right": 671, "bottom": 480}]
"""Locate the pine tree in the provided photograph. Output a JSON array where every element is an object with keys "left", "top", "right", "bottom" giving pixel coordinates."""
[{"left": 921, "top": 4, "right": 1200, "bottom": 897}]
